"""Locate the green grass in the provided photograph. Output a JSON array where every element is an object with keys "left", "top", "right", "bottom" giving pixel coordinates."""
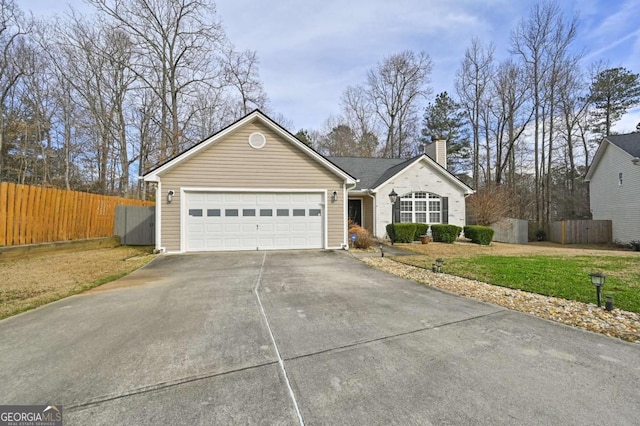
[{"left": 398, "top": 255, "right": 640, "bottom": 313}]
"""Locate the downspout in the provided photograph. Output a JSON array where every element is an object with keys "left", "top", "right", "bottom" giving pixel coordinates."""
[
  {"left": 154, "top": 177, "right": 164, "bottom": 253},
  {"left": 342, "top": 180, "right": 359, "bottom": 249}
]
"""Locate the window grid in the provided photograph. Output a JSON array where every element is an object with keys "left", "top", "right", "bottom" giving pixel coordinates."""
[{"left": 399, "top": 192, "right": 442, "bottom": 224}]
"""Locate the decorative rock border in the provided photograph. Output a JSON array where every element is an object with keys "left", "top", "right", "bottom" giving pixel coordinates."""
[{"left": 359, "top": 256, "right": 640, "bottom": 343}]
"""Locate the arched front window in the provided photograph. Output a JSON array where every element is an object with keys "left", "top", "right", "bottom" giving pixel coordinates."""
[{"left": 399, "top": 192, "right": 442, "bottom": 224}]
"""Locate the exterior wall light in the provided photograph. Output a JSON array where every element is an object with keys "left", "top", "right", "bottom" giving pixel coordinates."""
[
  {"left": 167, "top": 190, "right": 175, "bottom": 204},
  {"left": 332, "top": 191, "right": 338, "bottom": 202},
  {"left": 589, "top": 272, "right": 606, "bottom": 307}
]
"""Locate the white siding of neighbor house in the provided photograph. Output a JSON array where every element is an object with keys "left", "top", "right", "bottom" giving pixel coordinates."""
[
  {"left": 374, "top": 159, "right": 468, "bottom": 238},
  {"left": 589, "top": 143, "right": 640, "bottom": 244}
]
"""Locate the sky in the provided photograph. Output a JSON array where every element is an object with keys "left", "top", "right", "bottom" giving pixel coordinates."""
[{"left": 20, "top": 0, "right": 640, "bottom": 134}]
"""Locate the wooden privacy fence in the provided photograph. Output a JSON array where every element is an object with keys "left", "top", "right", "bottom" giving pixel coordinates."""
[
  {"left": 548, "top": 220, "right": 612, "bottom": 245},
  {"left": 0, "top": 182, "right": 154, "bottom": 247}
]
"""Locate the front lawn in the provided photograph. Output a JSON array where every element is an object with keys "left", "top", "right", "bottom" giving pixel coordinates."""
[
  {"left": 0, "top": 246, "right": 156, "bottom": 320},
  {"left": 395, "top": 254, "right": 640, "bottom": 313}
]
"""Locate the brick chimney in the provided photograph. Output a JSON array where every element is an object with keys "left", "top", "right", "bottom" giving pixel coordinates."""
[{"left": 424, "top": 137, "right": 447, "bottom": 169}]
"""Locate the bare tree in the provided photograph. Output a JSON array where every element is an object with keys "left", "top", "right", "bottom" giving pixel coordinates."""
[
  {"left": 87, "top": 0, "right": 226, "bottom": 161},
  {"left": 510, "top": 1, "right": 578, "bottom": 224},
  {"left": 367, "top": 50, "right": 432, "bottom": 158},
  {"left": 0, "top": 0, "right": 32, "bottom": 180},
  {"left": 491, "top": 59, "right": 532, "bottom": 186},
  {"left": 340, "top": 85, "right": 379, "bottom": 156},
  {"left": 456, "top": 38, "right": 494, "bottom": 188},
  {"left": 222, "top": 47, "right": 268, "bottom": 117}
]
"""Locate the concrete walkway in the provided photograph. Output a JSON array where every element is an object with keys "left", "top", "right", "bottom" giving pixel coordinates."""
[{"left": 1, "top": 250, "right": 638, "bottom": 425}]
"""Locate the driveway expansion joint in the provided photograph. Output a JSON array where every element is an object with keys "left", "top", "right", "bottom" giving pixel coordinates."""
[
  {"left": 64, "top": 360, "right": 279, "bottom": 413},
  {"left": 284, "top": 309, "right": 505, "bottom": 362},
  {"left": 254, "top": 252, "right": 305, "bottom": 426}
]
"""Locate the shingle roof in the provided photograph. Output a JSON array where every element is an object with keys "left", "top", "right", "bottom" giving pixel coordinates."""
[
  {"left": 326, "top": 157, "right": 408, "bottom": 190},
  {"left": 607, "top": 133, "right": 640, "bottom": 158}
]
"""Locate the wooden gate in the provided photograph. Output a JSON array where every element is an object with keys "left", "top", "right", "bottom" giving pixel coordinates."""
[{"left": 114, "top": 206, "right": 155, "bottom": 245}]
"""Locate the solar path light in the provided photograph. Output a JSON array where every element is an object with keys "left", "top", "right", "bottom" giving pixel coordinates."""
[{"left": 588, "top": 272, "right": 606, "bottom": 307}]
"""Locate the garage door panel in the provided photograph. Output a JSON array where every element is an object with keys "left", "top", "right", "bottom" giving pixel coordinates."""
[
  {"left": 276, "top": 223, "right": 290, "bottom": 232},
  {"left": 204, "top": 193, "right": 223, "bottom": 203},
  {"left": 224, "top": 223, "right": 242, "bottom": 233},
  {"left": 241, "top": 223, "right": 256, "bottom": 232},
  {"left": 206, "top": 223, "right": 222, "bottom": 233},
  {"left": 186, "top": 192, "right": 323, "bottom": 252},
  {"left": 260, "top": 223, "right": 275, "bottom": 232},
  {"left": 258, "top": 193, "right": 275, "bottom": 204},
  {"left": 188, "top": 223, "right": 205, "bottom": 232}
]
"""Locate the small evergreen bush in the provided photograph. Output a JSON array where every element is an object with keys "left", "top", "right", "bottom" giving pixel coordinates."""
[
  {"left": 413, "top": 223, "right": 429, "bottom": 240},
  {"left": 464, "top": 225, "right": 495, "bottom": 245},
  {"left": 431, "top": 224, "right": 461, "bottom": 243},
  {"left": 386, "top": 223, "right": 395, "bottom": 242},
  {"left": 385, "top": 223, "right": 417, "bottom": 243}
]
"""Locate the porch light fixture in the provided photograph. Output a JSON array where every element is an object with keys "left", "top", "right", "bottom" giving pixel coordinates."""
[
  {"left": 332, "top": 191, "right": 338, "bottom": 202},
  {"left": 589, "top": 272, "right": 606, "bottom": 307},
  {"left": 388, "top": 188, "right": 398, "bottom": 204},
  {"left": 167, "top": 190, "right": 175, "bottom": 204}
]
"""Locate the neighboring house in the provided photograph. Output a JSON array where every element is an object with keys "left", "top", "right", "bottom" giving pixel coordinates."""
[
  {"left": 144, "top": 110, "right": 473, "bottom": 253},
  {"left": 584, "top": 132, "right": 640, "bottom": 244}
]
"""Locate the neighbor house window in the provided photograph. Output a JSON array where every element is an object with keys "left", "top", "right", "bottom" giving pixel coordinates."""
[{"left": 400, "top": 192, "right": 442, "bottom": 224}]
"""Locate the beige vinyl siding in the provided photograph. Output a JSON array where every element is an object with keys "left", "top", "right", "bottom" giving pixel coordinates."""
[
  {"left": 589, "top": 143, "right": 640, "bottom": 244},
  {"left": 363, "top": 196, "right": 374, "bottom": 234},
  {"left": 159, "top": 119, "right": 344, "bottom": 251},
  {"left": 347, "top": 195, "right": 374, "bottom": 234}
]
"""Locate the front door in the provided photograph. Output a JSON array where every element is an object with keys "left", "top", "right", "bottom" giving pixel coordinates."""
[{"left": 348, "top": 199, "right": 362, "bottom": 226}]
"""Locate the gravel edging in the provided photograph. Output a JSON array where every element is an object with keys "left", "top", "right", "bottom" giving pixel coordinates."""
[{"left": 359, "top": 256, "right": 640, "bottom": 343}]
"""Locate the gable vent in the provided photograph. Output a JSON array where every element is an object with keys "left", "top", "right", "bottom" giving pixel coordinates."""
[{"left": 248, "top": 132, "right": 266, "bottom": 149}]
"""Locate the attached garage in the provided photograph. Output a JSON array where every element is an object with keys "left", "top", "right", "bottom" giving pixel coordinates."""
[
  {"left": 185, "top": 192, "right": 324, "bottom": 251},
  {"left": 143, "top": 110, "right": 356, "bottom": 253}
]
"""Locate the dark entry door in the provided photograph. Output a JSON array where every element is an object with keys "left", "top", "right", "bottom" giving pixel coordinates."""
[{"left": 348, "top": 199, "right": 362, "bottom": 226}]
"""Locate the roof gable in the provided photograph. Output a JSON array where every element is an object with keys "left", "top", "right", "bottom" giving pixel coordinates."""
[
  {"left": 144, "top": 110, "right": 356, "bottom": 183},
  {"left": 326, "top": 157, "right": 405, "bottom": 189},
  {"left": 328, "top": 154, "right": 473, "bottom": 194},
  {"left": 608, "top": 133, "right": 640, "bottom": 157},
  {"left": 585, "top": 133, "right": 640, "bottom": 182}
]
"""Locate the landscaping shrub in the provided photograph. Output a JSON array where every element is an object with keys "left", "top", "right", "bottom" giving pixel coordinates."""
[
  {"left": 386, "top": 223, "right": 395, "bottom": 242},
  {"left": 348, "top": 222, "right": 374, "bottom": 249},
  {"left": 413, "top": 223, "right": 429, "bottom": 241},
  {"left": 431, "top": 224, "right": 462, "bottom": 243},
  {"left": 464, "top": 225, "right": 495, "bottom": 245},
  {"left": 629, "top": 241, "right": 640, "bottom": 251},
  {"left": 392, "top": 223, "right": 417, "bottom": 243},
  {"left": 386, "top": 223, "right": 424, "bottom": 243}
]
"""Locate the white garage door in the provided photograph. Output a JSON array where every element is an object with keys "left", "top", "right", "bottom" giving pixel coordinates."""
[{"left": 185, "top": 192, "right": 324, "bottom": 251}]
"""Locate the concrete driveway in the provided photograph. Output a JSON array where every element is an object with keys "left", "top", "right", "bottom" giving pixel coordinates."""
[{"left": 1, "top": 251, "right": 639, "bottom": 425}]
